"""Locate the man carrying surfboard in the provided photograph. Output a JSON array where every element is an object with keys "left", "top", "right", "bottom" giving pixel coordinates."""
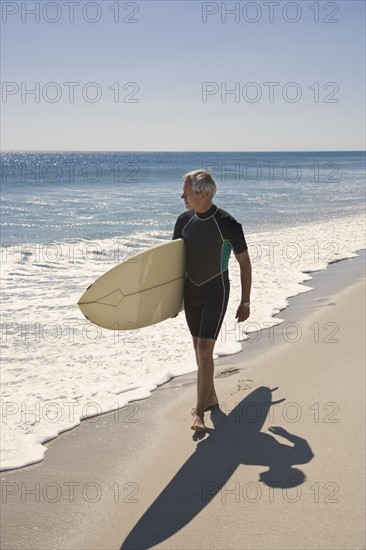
[{"left": 173, "top": 169, "right": 252, "bottom": 431}]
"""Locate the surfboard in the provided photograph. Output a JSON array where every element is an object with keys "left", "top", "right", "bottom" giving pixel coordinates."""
[{"left": 77, "top": 239, "right": 186, "bottom": 330}]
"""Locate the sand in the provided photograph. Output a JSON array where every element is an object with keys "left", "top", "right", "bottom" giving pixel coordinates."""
[{"left": 1, "top": 254, "right": 365, "bottom": 550}]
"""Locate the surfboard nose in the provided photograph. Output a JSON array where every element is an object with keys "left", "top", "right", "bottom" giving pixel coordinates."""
[
  {"left": 77, "top": 238, "right": 185, "bottom": 330},
  {"left": 78, "top": 288, "right": 124, "bottom": 307}
]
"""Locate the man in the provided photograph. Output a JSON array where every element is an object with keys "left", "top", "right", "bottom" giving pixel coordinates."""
[{"left": 172, "top": 169, "right": 252, "bottom": 431}]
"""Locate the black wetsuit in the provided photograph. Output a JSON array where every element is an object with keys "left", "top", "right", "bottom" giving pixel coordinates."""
[{"left": 172, "top": 204, "right": 248, "bottom": 340}]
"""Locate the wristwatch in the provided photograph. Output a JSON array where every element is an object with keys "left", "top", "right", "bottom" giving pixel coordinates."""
[{"left": 240, "top": 301, "right": 250, "bottom": 307}]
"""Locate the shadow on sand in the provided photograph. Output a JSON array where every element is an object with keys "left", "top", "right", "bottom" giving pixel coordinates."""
[{"left": 121, "top": 386, "right": 314, "bottom": 549}]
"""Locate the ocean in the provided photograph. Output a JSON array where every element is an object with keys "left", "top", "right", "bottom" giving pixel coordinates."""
[{"left": 1, "top": 150, "right": 365, "bottom": 471}]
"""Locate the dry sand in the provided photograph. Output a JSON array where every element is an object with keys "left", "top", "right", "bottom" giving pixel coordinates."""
[{"left": 1, "top": 259, "right": 365, "bottom": 550}]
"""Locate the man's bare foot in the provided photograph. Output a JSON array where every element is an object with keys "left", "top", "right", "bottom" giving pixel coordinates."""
[
  {"left": 191, "top": 401, "right": 219, "bottom": 416},
  {"left": 191, "top": 414, "right": 206, "bottom": 431}
]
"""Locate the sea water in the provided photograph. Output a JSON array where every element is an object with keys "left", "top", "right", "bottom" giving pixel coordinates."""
[{"left": 1, "top": 151, "right": 365, "bottom": 470}]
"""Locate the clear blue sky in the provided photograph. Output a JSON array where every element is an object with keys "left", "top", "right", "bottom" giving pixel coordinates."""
[{"left": 1, "top": 0, "right": 365, "bottom": 151}]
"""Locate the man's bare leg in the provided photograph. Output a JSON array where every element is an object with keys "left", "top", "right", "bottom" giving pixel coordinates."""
[
  {"left": 193, "top": 338, "right": 218, "bottom": 407},
  {"left": 191, "top": 337, "right": 217, "bottom": 431},
  {"left": 191, "top": 337, "right": 218, "bottom": 416}
]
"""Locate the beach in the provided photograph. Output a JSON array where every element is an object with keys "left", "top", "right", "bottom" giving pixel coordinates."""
[
  {"left": 2, "top": 151, "right": 365, "bottom": 473},
  {"left": 1, "top": 250, "right": 365, "bottom": 550},
  {"left": 2, "top": 0, "right": 365, "bottom": 545}
]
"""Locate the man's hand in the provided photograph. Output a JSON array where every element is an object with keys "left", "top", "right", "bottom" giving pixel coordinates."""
[{"left": 235, "top": 304, "right": 250, "bottom": 323}]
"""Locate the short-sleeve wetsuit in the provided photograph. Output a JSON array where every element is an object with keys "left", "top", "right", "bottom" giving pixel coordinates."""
[{"left": 172, "top": 204, "right": 248, "bottom": 340}]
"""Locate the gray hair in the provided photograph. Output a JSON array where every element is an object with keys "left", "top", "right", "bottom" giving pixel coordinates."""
[{"left": 183, "top": 169, "right": 217, "bottom": 200}]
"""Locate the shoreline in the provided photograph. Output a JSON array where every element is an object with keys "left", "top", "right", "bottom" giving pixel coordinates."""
[
  {"left": 1, "top": 249, "right": 365, "bottom": 549},
  {"left": 214, "top": 247, "right": 366, "bottom": 369},
  {"left": 1, "top": 246, "right": 365, "bottom": 473}
]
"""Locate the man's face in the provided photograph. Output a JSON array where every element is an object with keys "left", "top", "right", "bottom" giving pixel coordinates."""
[{"left": 181, "top": 180, "right": 200, "bottom": 210}]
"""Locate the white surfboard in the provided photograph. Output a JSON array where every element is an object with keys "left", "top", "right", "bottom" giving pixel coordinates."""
[{"left": 77, "top": 239, "right": 186, "bottom": 330}]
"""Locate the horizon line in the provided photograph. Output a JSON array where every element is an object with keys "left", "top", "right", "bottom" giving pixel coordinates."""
[{"left": 1, "top": 149, "right": 365, "bottom": 154}]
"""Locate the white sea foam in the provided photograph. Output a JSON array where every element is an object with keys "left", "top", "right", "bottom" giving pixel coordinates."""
[{"left": 1, "top": 214, "right": 365, "bottom": 471}]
